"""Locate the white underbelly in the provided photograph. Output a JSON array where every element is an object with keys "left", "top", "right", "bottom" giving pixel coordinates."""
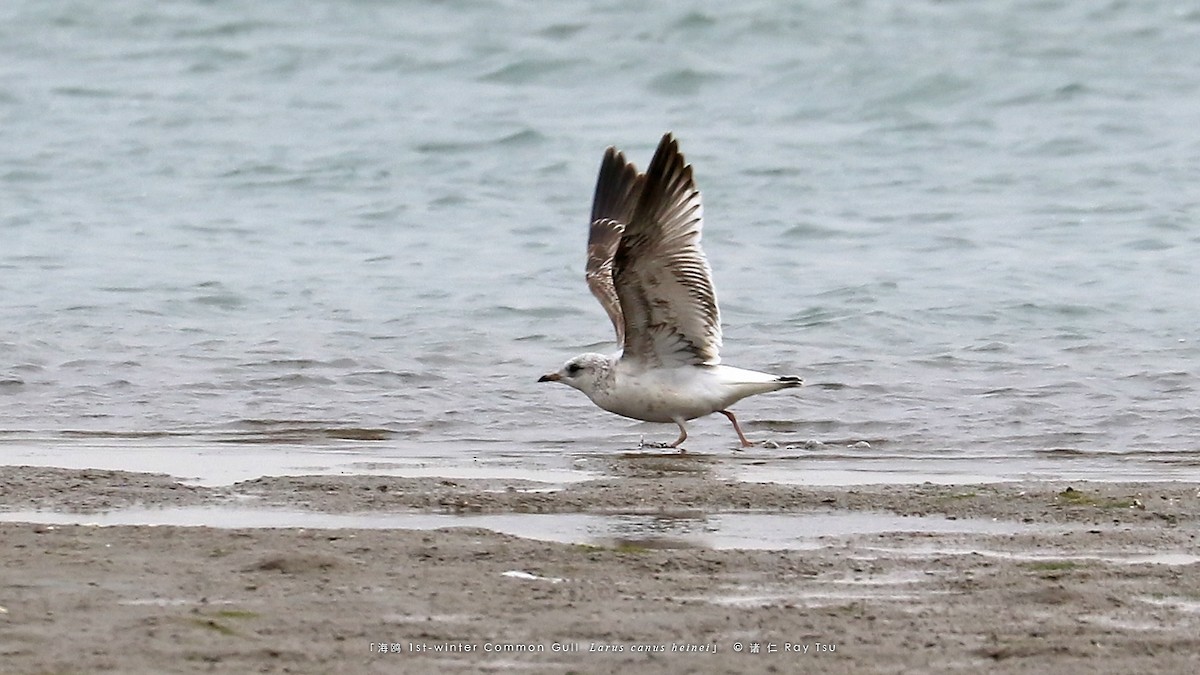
[{"left": 590, "top": 370, "right": 724, "bottom": 423}]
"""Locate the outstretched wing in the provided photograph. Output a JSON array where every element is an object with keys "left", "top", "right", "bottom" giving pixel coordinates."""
[
  {"left": 586, "top": 147, "right": 644, "bottom": 346},
  {"left": 612, "top": 133, "right": 721, "bottom": 367}
]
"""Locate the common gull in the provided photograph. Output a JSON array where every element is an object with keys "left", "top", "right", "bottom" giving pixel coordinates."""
[{"left": 539, "top": 133, "right": 802, "bottom": 450}]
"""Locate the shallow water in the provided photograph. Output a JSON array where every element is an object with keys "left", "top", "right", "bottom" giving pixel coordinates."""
[
  {"left": 2, "top": 1, "right": 1198, "bottom": 485},
  {"left": 0, "top": 506, "right": 1029, "bottom": 550}
]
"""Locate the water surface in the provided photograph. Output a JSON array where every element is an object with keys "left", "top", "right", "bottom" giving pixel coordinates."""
[{"left": 2, "top": 1, "right": 1198, "bottom": 485}]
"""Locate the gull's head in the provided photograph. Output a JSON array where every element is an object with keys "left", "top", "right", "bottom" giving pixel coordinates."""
[{"left": 538, "top": 353, "right": 611, "bottom": 395}]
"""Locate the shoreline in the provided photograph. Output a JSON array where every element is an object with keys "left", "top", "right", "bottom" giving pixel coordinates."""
[{"left": 1, "top": 465, "right": 1197, "bottom": 673}]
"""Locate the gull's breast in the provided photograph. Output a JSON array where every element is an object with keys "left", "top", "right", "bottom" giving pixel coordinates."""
[{"left": 591, "top": 366, "right": 726, "bottom": 423}]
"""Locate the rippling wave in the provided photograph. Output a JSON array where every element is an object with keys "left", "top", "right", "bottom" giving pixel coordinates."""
[{"left": 1, "top": 0, "right": 1197, "bottom": 483}]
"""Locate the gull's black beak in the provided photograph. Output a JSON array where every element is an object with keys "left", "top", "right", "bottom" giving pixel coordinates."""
[{"left": 538, "top": 373, "right": 560, "bottom": 383}]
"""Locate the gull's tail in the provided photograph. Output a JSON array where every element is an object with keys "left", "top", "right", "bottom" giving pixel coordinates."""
[
  {"left": 713, "top": 367, "right": 804, "bottom": 405},
  {"left": 776, "top": 376, "right": 803, "bottom": 388}
]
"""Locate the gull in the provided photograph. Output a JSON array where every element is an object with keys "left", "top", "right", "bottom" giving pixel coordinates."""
[{"left": 538, "top": 133, "right": 802, "bottom": 450}]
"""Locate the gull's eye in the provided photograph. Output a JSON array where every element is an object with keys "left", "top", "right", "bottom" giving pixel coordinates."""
[{"left": 566, "top": 363, "right": 583, "bottom": 376}]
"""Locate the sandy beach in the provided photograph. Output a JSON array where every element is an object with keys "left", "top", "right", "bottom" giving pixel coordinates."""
[{"left": 1, "top": 464, "right": 1198, "bottom": 674}]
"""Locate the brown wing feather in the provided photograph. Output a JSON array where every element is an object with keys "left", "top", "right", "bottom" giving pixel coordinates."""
[
  {"left": 586, "top": 147, "right": 644, "bottom": 345},
  {"left": 613, "top": 133, "right": 722, "bottom": 367}
]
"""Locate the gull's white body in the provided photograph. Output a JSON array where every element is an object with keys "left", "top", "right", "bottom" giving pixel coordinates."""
[
  {"left": 539, "top": 133, "right": 801, "bottom": 449},
  {"left": 585, "top": 358, "right": 793, "bottom": 424}
]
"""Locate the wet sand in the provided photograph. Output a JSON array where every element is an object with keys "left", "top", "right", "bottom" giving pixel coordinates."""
[{"left": 1, "top": 464, "right": 1198, "bottom": 674}]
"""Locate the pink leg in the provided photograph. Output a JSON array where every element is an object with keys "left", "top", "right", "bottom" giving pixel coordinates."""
[
  {"left": 668, "top": 419, "right": 688, "bottom": 452},
  {"left": 718, "top": 410, "right": 753, "bottom": 448}
]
